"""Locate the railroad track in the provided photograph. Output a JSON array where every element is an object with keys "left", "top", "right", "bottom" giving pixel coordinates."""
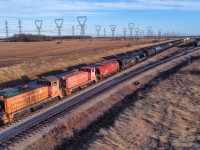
[{"left": 0, "top": 46, "right": 199, "bottom": 150}]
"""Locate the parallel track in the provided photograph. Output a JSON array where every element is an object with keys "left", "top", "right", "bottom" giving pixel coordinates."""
[{"left": 0, "top": 46, "right": 199, "bottom": 149}]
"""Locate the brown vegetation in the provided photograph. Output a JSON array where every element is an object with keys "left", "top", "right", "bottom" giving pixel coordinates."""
[
  {"left": 9, "top": 34, "right": 53, "bottom": 42},
  {"left": 87, "top": 57, "right": 200, "bottom": 150}
]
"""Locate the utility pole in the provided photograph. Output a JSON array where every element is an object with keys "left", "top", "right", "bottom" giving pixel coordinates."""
[
  {"left": 72, "top": 26, "right": 75, "bottom": 36},
  {"left": 55, "top": 18, "right": 63, "bottom": 37},
  {"left": 35, "top": 20, "right": 42, "bottom": 35},
  {"left": 123, "top": 28, "right": 127, "bottom": 37},
  {"left": 18, "top": 19, "right": 22, "bottom": 35},
  {"left": 104, "top": 28, "right": 106, "bottom": 37},
  {"left": 5, "top": 20, "right": 9, "bottom": 38},
  {"left": 128, "top": 23, "right": 134, "bottom": 38},
  {"left": 110, "top": 25, "right": 116, "bottom": 37},
  {"left": 95, "top": 25, "right": 101, "bottom": 37},
  {"left": 77, "top": 16, "right": 87, "bottom": 36},
  {"left": 134, "top": 28, "right": 139, "bottom": 38}
]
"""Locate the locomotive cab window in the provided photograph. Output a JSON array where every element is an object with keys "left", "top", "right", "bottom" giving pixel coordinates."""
[
  {"left": 53, "top": 82, "right": 57, "bottom": 86},
  {"left": 0, "top": 101, "right": 5, "bottom": 112}
]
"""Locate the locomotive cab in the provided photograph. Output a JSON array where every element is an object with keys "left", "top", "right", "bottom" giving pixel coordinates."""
[
  {"left": 80, "top": 66, "right": 96, "bottom": 80},
  {"left": 37, "top": 76, "right": 62, "bottom": 98}
]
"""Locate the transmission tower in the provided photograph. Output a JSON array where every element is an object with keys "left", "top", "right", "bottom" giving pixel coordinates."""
[
  {"left": 110, "top": 25, "right": 116, "bottom": 37},
  {"left": 146, "top": 26, "right": 153, "bottom": 38},
  {"left": 95, "top": 25, "right": 101, "bottom": 37},
  {"left": 139, "top": 30, "right": 144, "bottom": 38},
  {"left": 123, "top": 28, "right": 127, "bottom": 37},
  {"left": 5, "top": 20, "right": 9, "bottom": 38},
  {"left": 134, "top": 28, "right": 139, "bottom": 38},
  {"left": 72, "top": 26, "right": 75, "bottom": 36},
  {"left": 165, "top": 30, "right": 169, "bottom": 37},
  {"left": 128, "top": 23, "right": 134, "bottom": 37},
  {"left": 77, "top": 16, "right": 87, "bottom": 36},
  {"left": 18, "top": 19, "right": 22, "bottom": 34},
  {"left": 104, "top": 28, "right": 106, "bottom": 37},
  {"left": 35, "top": 20, "right": 42, "bottom": 35},
  {"left": 55, "top": 19, "right": 63, "bottom": 37},
  {"left": 158, "top": 29, "right": 162, "bottom": 38}
]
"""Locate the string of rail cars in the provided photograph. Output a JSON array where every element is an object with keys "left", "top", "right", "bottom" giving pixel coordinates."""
[{"left": 0, "top": 38, "right": 193, "bottom": 124}]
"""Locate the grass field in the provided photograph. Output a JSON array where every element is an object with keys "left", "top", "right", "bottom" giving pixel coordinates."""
[
  {"left": 0, "top": 38, "right": 171, "bottom": 88},
  {"left": 88, "top": 58, "right": 200, "bottom": 150},
  {"left": 0, "top": 38, "right": 166, "bottom": 67}
]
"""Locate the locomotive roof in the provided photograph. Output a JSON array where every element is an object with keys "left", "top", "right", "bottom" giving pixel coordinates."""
[
  {"left": 81, "top": 66, "right": 95, "bottom": 69},
  {"left": 95, "top": 60, "right": 118, "bottom": 66},
  {"left": 42, "top": 76, "right": 59, "bottom": 82},
  {"left": 61, "top": 70, "right": 86, "bottom": 79},
  {"left": 0, "top": 85, "right": 43, "bottom": 99}
]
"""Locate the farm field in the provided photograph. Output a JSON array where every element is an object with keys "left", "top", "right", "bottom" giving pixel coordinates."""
[
  {"left": 0, "top": 38, "right": 171, "bottom": 88},
  {"left": 0, "top": 38, "right": 168, "bottom": 67}
]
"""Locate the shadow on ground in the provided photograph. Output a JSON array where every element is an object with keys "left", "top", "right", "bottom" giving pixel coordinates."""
[{"left": 55, "top": 56, "right": 200, "bottom": 150}]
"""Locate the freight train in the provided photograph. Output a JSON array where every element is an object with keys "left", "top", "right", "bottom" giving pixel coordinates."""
[
  {"left": 194, "top": 39, "right": 200, "bottom": 47},
  {"left": 0, "top": 38, "right": 190, "bottom": 124}
]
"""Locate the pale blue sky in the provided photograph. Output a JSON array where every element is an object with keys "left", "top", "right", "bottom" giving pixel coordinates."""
[{"left": 0, "top": 0, "right": 200, "bottom": 37}]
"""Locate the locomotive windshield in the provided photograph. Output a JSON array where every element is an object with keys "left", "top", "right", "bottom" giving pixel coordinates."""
[{"left": 0, "top": 101, "right": 4, "bottom": 112}]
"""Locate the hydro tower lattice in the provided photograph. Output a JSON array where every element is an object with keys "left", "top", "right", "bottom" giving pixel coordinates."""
[
  {"left": 35, "top": 20, "right": 42, "bottom": 35},
  {"left": 55, "top": 19, "right": 63, "bottom": 37},
  {"left": 110, "top": 25, "right": 116, "bottom": 37},
  {"left": 95, "top": 25, "right": 101, "bottom": 37},
  {"left": 77, "top": 16, "right": 87, "bottom": 36}
]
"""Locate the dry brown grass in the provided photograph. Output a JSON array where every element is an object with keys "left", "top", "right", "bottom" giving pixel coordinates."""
[
  {"left": 88, "top": 58, "right": 200, "bottom": 150},
  {"left": 0, "top": 38, "right": 172, "bottom": 88}
]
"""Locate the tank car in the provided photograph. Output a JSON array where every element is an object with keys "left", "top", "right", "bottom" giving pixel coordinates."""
[
  {"left": 94, "top": 60, "right": 120, "bottom": 80},
  {"left": 194, "top": 40, "right": 200, "bottom": 47}
]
